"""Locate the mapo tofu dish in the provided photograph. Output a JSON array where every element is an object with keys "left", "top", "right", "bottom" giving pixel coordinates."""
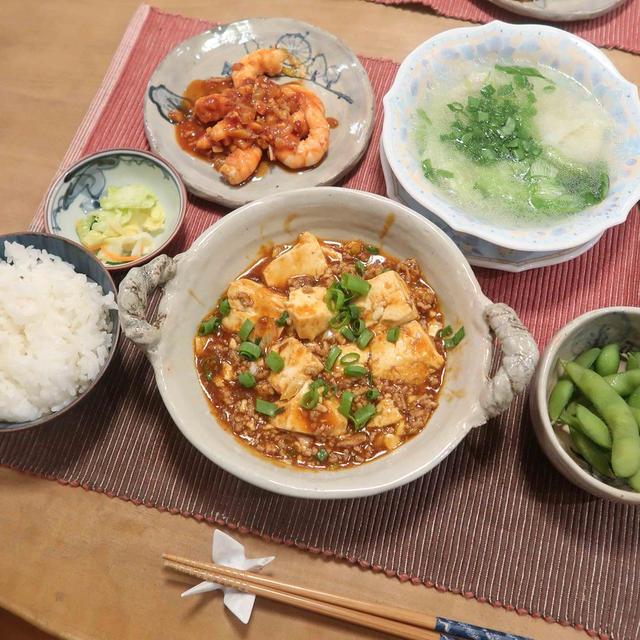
[{"left": 194, "top": 232, "right": 452, "bottom": 469}]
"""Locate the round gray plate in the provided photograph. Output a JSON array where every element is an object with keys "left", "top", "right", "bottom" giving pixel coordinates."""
[
  {"left": 144, "top": 17, "right": 374, "bottom": 208},
  {"left": 487, "top": 0, "right": 628, "bottom": 21}
]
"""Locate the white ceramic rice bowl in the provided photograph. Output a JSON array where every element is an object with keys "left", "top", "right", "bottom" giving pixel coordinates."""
[{"left": 118, "top": 187, "right": 538, "bottom": 498}]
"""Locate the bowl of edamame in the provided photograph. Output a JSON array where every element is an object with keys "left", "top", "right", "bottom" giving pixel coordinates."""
[{"left": 530, "top": 307, "right": 640, "bottom": 503}]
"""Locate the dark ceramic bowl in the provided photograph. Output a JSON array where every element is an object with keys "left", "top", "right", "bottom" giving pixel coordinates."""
[{"left": 0, "top": 232, "right": 120, "bottom": 432}]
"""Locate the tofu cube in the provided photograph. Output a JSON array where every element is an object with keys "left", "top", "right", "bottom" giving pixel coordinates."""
[
  {"left": 369, "top": 397, "right": 403, "bottom": 427},
  {"left": 268, "top": 338, "right": 323, "bottom": 400},
  {"left": 263, "top": 232, "right": 328, "bottom": 288},
  {"left": 271, "top": 381, "right": 348, "bottom": 436},
  {"left": 370, "top": 320, "right": 444, "bottom": 384},
  {"left": 287, "top": 286, "right": 333, "bottom": 340},
  {"left": 358, "top": 271, "right": 418, "bottom": 327},
  {"left": 222, "top": 278, "right": 286, "bottom": 346}
]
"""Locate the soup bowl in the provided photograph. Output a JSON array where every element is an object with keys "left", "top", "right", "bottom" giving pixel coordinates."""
[
  {"left": 118, "top": 187, "right": 538, "bottom": 498},
  {"left": 382, "top": 21, "right": 640, "bottom": 253}
]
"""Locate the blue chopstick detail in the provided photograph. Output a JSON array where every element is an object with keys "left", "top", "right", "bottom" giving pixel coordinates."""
[{"left": 435, "top": 617, "right": 533, "bottom": 640}]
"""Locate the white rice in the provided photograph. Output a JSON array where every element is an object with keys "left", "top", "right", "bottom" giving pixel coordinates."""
[{"left": 0, "top": 241, "right": 117, "bottom": 423}]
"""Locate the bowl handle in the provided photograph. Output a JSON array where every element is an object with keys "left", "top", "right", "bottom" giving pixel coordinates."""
[
  {"left": 117, "top": 254, "right": 177, "bottom": 356},
  {"left": 480, "top": 302, "right": 539, "bottom": 419}
]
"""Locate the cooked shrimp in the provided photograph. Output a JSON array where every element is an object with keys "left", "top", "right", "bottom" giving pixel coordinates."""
[
  {"left": 274, "top": 85, "right": 329, "bottom": 169},
  {"left": 231, "top": 48, "right": 288, "bottom": 87},
  {"left": 220, "top": 145, "right": 263, "bottom": 185},
  {"left": 194, "top": 93, "right": 235, "bottom": 123}
]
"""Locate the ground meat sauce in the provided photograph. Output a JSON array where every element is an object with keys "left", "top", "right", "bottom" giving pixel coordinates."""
[
  {"left": 194, "top": 236, "right": 446, "bottom": 469},
  {"left": 169, "top": 76, "right": 315, "bottom": 169}
]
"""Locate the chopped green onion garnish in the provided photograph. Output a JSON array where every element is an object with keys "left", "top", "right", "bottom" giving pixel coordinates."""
[
  {"left": 323, "top": 385, "right": 338, "bottom": 399},
  {"left": 325, "top": 287, "right": 346, "bottom": 312},
  {"left": 275, "top": 310, "right": 289, "bottom": 327},
  {"left": 310, "top": 378, "right": 328, "bottom": 392},
  {"left": 352, "top": 403, "right": 376, "bottom": 431},
  {"left": 325, "top": 346, "right": 342, "bottom": 371},
  {"left": 255, "top": 399, "right": 282, "bottom": 417},
  {"left": 315, "top": 448, "right": 328, "bottom": 462},
  {"left": 198, "top": 316, "right": 221, "bottom": 336},
  {"left": 365, "top": 245, "right": 379, "bottom": 254},
  {"left": 354, "top": 260, "right": 365, "bottom": 276},
  {"left": 340, "top": 352, "right": 360, "bottom": 365},
  {"left": 347, "top": 304, "right": 361, "bottom": 319},
  {"left": 340, "top": 272, "right": 371, "bottom": 297},
  {"left": 329, "top": 310, "right": 350, "bottom": 329},
  {"left": 356, "top": 328, "right": 373, "bottom": 349},
  {"left": 340, "top": 327, "right": 356, "bottom": 342},
  {"left": 238, "top": 341, "right": 262, "bottom": 361},
  {"left": 386, "top": 327, "right": 399, "bottom": 343},
  {"left": 365, "top": 388, "right": 379, "bottom": 401},
  {"left": 237, "top": 371, "right": 256, "bottom": 388},
  {"left": 218, "top": 297, "right": 231, "bottom": 317},
  {"left": 205, "top": 371, "right": 213, "bottom": 382},
  {"left": 238, "top": 318, "right": 254, "bottom": 342},
  {"left": 338, "top": 390, "right": 355, "bottom": 417},
  {"left": 301, "top": 388, "right": 319, "bottom": 410},
  {"left": 350, "top": 318, "right": 366, "bottom": 336},
  {"left": 343, "top": 364, "right": 368, "bottom": 377},
  {"left": 265, "top": 350, "right": 285, "bottom": 373},
  {"left": 443, "top": 326, "right": 465, "bottom": 348},
  {"left": 367, "top": 371, "right": 374, "bottom": 386},
  {"left": 437, "top": 325, "right": 453, "bottom": 338}
]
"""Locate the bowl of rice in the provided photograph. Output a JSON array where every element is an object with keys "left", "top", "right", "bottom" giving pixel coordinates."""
[{"left": 0, "top": 232, "right": 119, "bottom": 432}]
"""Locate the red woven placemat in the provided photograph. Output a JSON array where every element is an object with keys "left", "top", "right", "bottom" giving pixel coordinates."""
[
  {"left": 367, "top": 0, "right": 640, "bottom": 55},
  {"left": 3, "top": 6, "right": 640, "bottom": 639}
]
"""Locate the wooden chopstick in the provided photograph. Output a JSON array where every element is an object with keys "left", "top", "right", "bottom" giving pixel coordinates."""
[
  {"left": 164, "top": 553, "right": 440, "bottom": 629},
  {"left": 163, "top": 556, "right": 444, "bottom": 640},
  {"left": 163, "top": 554, "right": 531, "bottom": 640}
]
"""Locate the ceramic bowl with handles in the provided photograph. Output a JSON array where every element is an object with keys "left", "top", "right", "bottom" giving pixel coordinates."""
[{"left": 118, "top": 187, "right": 538, "bottom": 498}]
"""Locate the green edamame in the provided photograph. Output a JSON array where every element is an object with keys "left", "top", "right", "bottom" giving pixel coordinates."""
[
  {"left": 604, "top": 369, "right": 640, "bottom": 396},
  {"left": 595, "top": 343, "right": 620, "bottom": 377},
  {"left": 569, "top": 426, "right": 614, "bottom": 478},
  {"left": 626, "top": 352, "right": 640, "bottom": 371},
  {"left": 564, "top": 361, "right": 640, "bottom": 478},
  {"left": 574, "top": 347, "right": 601, "bottom": 369},
  {"left": 575, "top": 404, "right": 612, "bottom": 449},
  {"left": 628, "top": 469, "right": 640, "bottom": 492},
  {"left": 548, "top": 379, "right": 574, "bottom": 422},
  {"left": 627, "top": 385, "right": 640, "bottom": 409}
]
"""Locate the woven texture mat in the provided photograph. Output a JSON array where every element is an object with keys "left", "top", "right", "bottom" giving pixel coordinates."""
[
  {"left": 2, "top": 6, "right": 640, "bottom": 639},
  {"left": 367, "top": 0, "right": 640, "bottom": 55}
]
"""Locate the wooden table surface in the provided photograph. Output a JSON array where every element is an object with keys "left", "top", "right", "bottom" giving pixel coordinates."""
[{"left": 1, "top": 1, "right": 639, "bottom": 639}]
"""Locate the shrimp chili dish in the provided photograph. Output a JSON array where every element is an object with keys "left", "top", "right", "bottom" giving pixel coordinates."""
[
  {"left": 194, "top": 232, "right": 456, "bottom": 470},
  {"left": 168, "top": 48, "right": 333, "bottom": 185}
]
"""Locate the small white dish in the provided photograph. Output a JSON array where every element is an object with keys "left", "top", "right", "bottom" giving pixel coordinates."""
[
  {"left": 486, "top": 0, "right": 628, "bottom": 22},
  {"left": 382, "top": 21, "right": 640, "bottom": 253},
  {"left": 379, "top": 138, "right": 602, "bottom": 273},
  {"left": 118, "top": 187, "right": 538, "bottom": 499},
  {"left": 530, "top": 307, "right": 640, "bottom": 504},
  {"left": 144, "top": 17, "right": 374, "bottom": 207},
  {"left": 45, "top": 148, "right": 187, "bottom": 271}
]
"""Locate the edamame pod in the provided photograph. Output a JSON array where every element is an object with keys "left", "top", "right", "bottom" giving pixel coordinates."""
[
  {"left": 628, "top": 469, "right": 640, "bottom": 492},
  {"left": 604, "top": 369, "right": 640, "bottom": 396},
  {"left": 575, "top": 404, "right": 612, "bottom": 449},
  {"left": 627, "top": 385, "right": 640, "bottom": 409},
  {"left": 574, "top": 347, "right": 601, "bottom": 369},
  {"left": 564, "top": 361, "right": 640, "bottom": 478},
  {"left": 569, "top": 426, "right": 614, "bottom": 478},
  {"left": 595, "top": 343, "right": 620, "bottom": 377},
  {"left": 548, "top": 379, "right": 574, "bottom": 422},
  {"left": 626, "top": 352, "right": 640, "bottom": 371}
]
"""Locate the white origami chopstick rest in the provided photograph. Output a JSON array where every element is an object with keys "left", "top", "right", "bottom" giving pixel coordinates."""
[{"left": 180, "top": 529, "right": 275, "bottom": 624}]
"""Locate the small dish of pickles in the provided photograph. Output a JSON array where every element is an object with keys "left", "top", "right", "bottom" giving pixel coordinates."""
[
  {"left": 45, "top": 148, "right": 187, "bottom": 271},
  {"left": 530, "top": 307, "right": 640, "bottom": 503}
]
